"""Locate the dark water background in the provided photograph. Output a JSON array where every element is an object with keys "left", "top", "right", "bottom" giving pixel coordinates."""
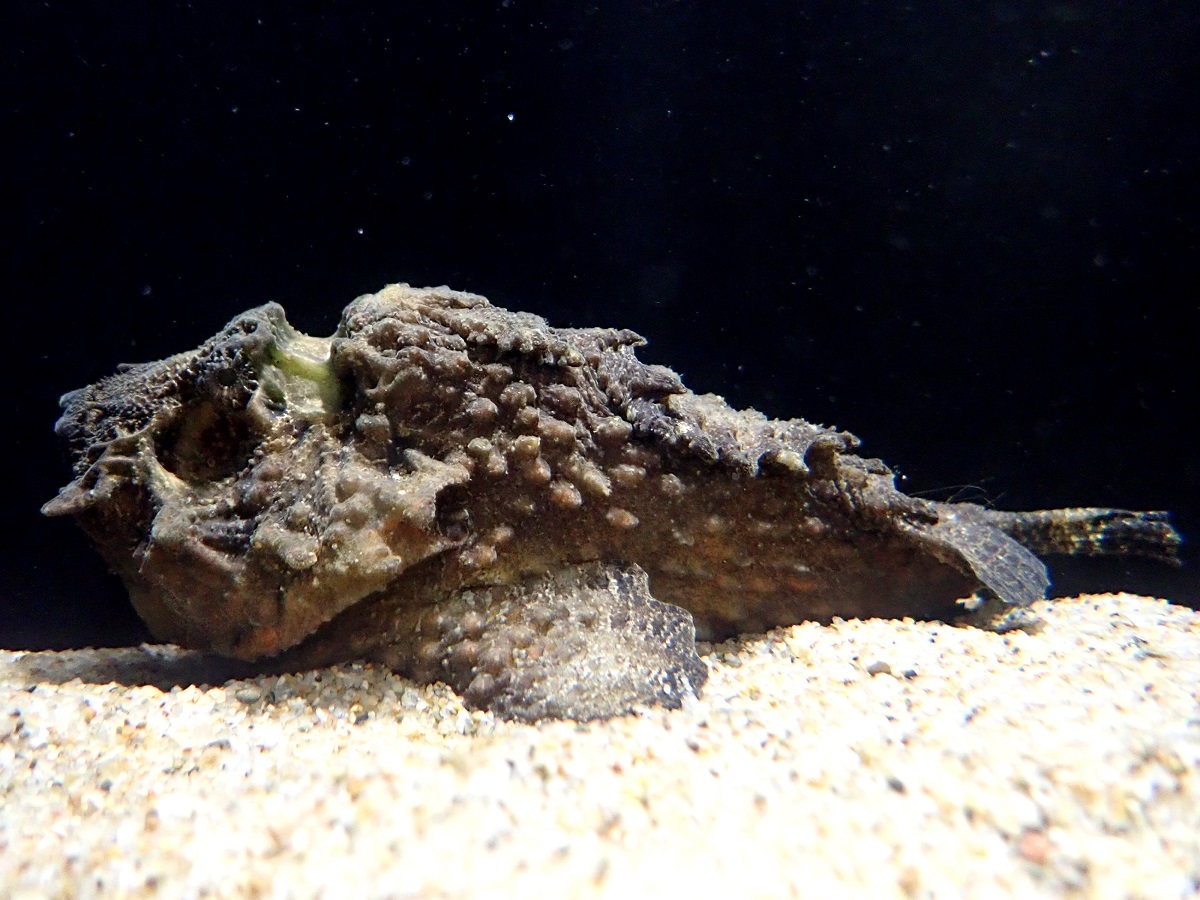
[{"left": 3, "top": 2, "right": 1197, "bottom": 647}]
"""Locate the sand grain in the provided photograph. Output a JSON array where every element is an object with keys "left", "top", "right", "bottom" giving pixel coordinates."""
[{"left": 2, "top": 593, "right": 1197, "bottom": 898}]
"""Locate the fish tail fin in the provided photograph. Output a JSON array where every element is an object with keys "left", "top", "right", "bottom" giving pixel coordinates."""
[{"left": 984, "top": 508, "right": 1181, "bottom": 563}]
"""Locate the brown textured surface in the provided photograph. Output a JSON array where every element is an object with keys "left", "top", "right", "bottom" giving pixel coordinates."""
[
  {"left": 368, "top": 562, "right": 708, "bottom": 722},
  {"left": 43, "top": 284, "right": 1180, "bottom": 720}
]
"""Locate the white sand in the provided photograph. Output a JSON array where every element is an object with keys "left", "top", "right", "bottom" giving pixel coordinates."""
[{"left": 2, "top": 593, "right": 1198, "bottom": 898}]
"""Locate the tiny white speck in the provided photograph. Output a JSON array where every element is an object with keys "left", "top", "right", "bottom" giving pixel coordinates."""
[
  {"left": 506, "top": 113, "right": 515, "bottom": 121},
  {"left": 356, "top": 227, "right": 364, "bottom": 235}
]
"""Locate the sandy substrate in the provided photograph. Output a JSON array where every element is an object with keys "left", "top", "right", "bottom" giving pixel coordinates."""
[{"left": 2, "top": 593, "right": 1198, "bottom": 898}]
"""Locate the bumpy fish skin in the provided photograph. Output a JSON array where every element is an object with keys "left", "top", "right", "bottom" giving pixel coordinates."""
[{"left": 44, "top": 284, "right": 1180, "bottom": 721}]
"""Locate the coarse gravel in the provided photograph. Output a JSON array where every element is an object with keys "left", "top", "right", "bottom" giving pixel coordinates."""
[{"left": 2, "top": 593, "right": 1198, "bottom": 898}]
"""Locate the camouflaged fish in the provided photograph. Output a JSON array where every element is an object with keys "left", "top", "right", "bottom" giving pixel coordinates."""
[{"left": 44, "top": 284, "right": 1180, "bottom": 721}]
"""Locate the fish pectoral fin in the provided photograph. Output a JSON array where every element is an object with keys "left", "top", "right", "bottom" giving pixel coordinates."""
[
  {"left": 400, "top": 562, "right": 708, "bottom": 722},
  {"left": 920, "top": 507, "right": 1050, "bottom": 610}
]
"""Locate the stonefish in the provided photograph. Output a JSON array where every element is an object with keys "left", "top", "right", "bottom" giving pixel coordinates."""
[{"left": 45, "top": 284, "right": 1180, "bottom": 721}]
